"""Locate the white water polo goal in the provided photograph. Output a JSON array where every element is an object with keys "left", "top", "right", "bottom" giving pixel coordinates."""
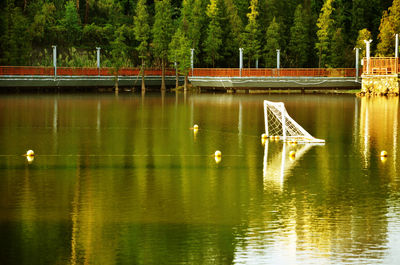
[{"left": 264, "top": 100, "right": 325, "bottom": 143}]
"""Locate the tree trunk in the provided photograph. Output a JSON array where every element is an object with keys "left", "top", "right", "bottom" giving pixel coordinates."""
[
  {"left": 161, "top": 58, "right": 166, "bottom": 91},
  {"left": 114, "top": 76, "right": 119, "bottom": 94},
  {"left": 76, "top": 0, "right": 79, "bottom": 10},
  {"left": 184, "top": 74, "right": 188, "bottom": 91},
  {"left": 175, "top": 66, "right": 179, "bottom": 89},
  {"left": 141, "top": 59, "right": 146, "bottom": 92}
]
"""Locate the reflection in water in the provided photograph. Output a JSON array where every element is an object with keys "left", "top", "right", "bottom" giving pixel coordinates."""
[
  {"left": 359, "top": 97, "right": 398, "bottom": 175},
  {"left": 0, "top": 94, "right": 400, "bottom": 265},
  {"left": 263, "top": 141, "right": 314, "bottom": 190}
]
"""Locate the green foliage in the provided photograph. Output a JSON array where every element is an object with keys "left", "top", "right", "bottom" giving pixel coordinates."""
[
  {"left": 316, "top": 0, "right": 335, "bottom": 67},
  {"left": 62, "top": 0, "right": 82, "bottom": 46},
  {"left": 169, "top": 28, "right": 191, "bottom": 76},
  {"left": 288, "top": 4, "right": 309, "bottom": 67},
  {"left": 355, "top": 28, "right": 372, "bottom": 58},
  {"left": 153, "top": 0, "right": 174, "bottom": 64},
  {"left": 134, "top": 0, "right": 150, "bottom": 62},
  {"left": 203, "top": 0, "right": 223, "bottom": 67},
  {"left": 377, "top": 0, "right": 400, "bottom": 56},
  {"left": 263, "top": 17, "right": 280, "bottom": 68},
  {"left": 243, "top": 0, "right": 260, "bottom": 67}
]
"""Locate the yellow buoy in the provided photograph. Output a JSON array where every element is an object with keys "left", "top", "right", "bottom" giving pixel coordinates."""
[
  {"left": 215, "top": 150, "right": 222, "bottom": 158},
  {"left": 193, "top": 124, "right": 199, "bottom": 130},
  {"left": 261, "top": 133, "right": 268, "bottom": 140},
  {"left": 26, "top": 150, "right": 35, "bottom": 157},
  {"left": 275, "top": 136, "right": 280, "bottom": 141},
  {"left": 289, "top": 151, "right": 296, "bottom": 158},
  {"left": 380, "top": 151, "right": 388, "bottom": 157}
]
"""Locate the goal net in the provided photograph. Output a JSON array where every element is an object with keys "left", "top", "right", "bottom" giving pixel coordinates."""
[{"left": 264, "top": 100, "right": 325, "bottom": 143}]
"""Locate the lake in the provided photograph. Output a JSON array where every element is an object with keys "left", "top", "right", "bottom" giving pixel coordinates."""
[{"left": 0, "top": 92, "right": 399, "bottom": 264}]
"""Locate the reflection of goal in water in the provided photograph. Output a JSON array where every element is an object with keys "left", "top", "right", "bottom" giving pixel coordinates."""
[
  {"left": 263, "top": 141, "right": 314, "bottom": 190},
  {"left": 264, "top": 100, "right": 325, "bottom": 143}
]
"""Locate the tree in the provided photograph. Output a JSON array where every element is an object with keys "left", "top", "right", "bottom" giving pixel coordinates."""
[
  {"left": 377, "top": 0, "right": 400, "bottom": 56},
  {"left": 62, "top": 0, "right": 82, "bottom": 46},
  {"left": 153, "top": 0, "right": 174, "bottom": 90},
  {"left": 315, "top": 0, "right": 335, "bottom": 67},
  {"left": 169, "top": 28, "right": 191, "bottom": 90},
  {"left": 110, "top": 25, "right": 129, "bottom": 92},
  {"left": 355, "top": 28, "right": 372, "bottom": 58},
  {"left": 288, "top": 4, "right": 309, "bottom": 67},
  {"left": 203, "top": 0, "right": 223, "bottom": 67},
  {"left": 243, "top": 0, "right": 260, "bottom": 67},
  {"left": 133, "top": 0, "right": 150, "bottom": 91},
  {"left": 264, "top": 17, "right": 280, "bottom": 68}
]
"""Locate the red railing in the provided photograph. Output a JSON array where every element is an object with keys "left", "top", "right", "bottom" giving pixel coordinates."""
[
  {"left": 0, "top": 66, "right": 364, "bottom": 77},
  {"left": 362, "top": 57, "right": 399, "bottom": 75},
  {"left": 0, "top": 66, "right": 174, "bottom": 76},
  {"left": 191, "top": 68, "right": 361, "bottom": 77}
]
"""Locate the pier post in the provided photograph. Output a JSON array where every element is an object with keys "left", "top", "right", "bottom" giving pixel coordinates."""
[
  {"left": 96, "top": 47, "right": 101, "bottom": 76},
  {"left": 364, "top": 39, "right": 372, "bottom": 74},
  {"left": 355, "top": 47, "right": 360, "bottom": 82},
  {"left": 239, "top": 48, "right": 243, "bottom": 77},
  {"left": 190, "top": 49, "right": 194, "bottom": 70},
  {"left": 52, "top": 45, "right": 57, "bottom": 80},
  {"left": 276, "top": 49, "right": 280, "bottom": 69}
]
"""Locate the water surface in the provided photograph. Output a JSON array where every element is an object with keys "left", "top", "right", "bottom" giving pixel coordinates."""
[{"left": 0, "top": 93, "right": 399, "bottom": 264}]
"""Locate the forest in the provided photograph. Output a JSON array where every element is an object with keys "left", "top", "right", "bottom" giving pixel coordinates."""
[{"left": 0, "top": 0, "right": 399, "bottom": 71}]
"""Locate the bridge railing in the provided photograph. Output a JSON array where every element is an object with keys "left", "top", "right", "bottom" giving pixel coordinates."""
[
  {"left": 0, "top": 66, "right": 174, "bottom": 76},
  {"left": 362, "top": 57, "right": 399, "bottom": 75},
  {"left": 190, "top": 68, "right": 361, "bottom": 77}
]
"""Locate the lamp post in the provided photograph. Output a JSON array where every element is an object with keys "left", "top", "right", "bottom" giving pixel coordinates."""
[
  {"left": 190, "top": 48, "right": 194, "bottom": 70},
  {"left": 364, "top": 39, "right": 372, "bottom": 74},
  {"left": 52, "top": 45, "right": 57, "bottom": 80},
  {"left": 96, "top": 47, "right": 101, "bottom": 76},
  {"left": 354, "top": 47, "right": 360, "bottom": 82},
  {"left": 239, "top": 48, "right": 243, "bottom": 77},
  {"left": 276, "top": 49, "right": 280, "bottom": 69}
]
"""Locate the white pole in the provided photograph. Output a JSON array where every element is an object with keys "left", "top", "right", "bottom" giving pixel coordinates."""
[
  {"left": 52, "top": 45, "right": 57, "bottom": 79},
  {"left": 239, "top": 48, "right": 243, "bottom": 77},
  {"left": 190, "top": 48, "right": 194, "bottom": 70},
  {"left": 96, "top": 47, "right": 101, "bottom": 75},
  {"left": 355, "top": 47, "right": 359, "bottom": 82},
  {"left": 364, "top": 39, "right": 372, "bottom": 74},
  {"left": 277, "top": 49, "right": 280, "bottom": 69}
]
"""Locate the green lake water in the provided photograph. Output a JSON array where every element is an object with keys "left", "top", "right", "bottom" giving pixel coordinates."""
[{"left": 0, "top": 93, "right": 399, "bottom": 264}]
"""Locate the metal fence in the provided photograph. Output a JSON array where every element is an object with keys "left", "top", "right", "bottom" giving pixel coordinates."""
[
  {"left": 190, "top": 68, "right": 361, "bottom": 77},
  {"left": 0, "top": 66, "right": 175, "bottom": 76},
  {"left": 362, "top": 57, "right": 399, "bottom": 75}
]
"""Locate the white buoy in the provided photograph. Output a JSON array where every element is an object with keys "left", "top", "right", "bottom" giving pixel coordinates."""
[
  {"left": 215, "top": 150, "right": 222, "bottom": 157},
  {"left": 193, "top": 124, "right": 199, "bottom": 130},
  {"left": 380, "top": 150, "right": 388, "bottom": 157},
  {"left": 26, "top": 150, "right": 35, "bottom": 157},
  {"left": 261, "top": 133, "right": 268, "bottom": 140}
]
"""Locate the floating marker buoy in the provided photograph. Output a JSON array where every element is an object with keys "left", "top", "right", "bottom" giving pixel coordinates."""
[
  {"left": 193, "top": 124, "right": 199, "bottom": 131},
  {"left": 261, "top": 133, "right": 268, "bottom": 140},
  {"left": 215, "top": 150, "right": 222, "bottom": 158},
  {"left": 275, "top": 136, "right": 280, "bottom": 141},
  {"left": 289, "top": 151, "right": 296, "bottom": 158},
  {"left": 380, "top": 151, "right": 388, "bottom": 157},
  {"left": 26, "top": 150, "right": 35, "bottom": 157}
]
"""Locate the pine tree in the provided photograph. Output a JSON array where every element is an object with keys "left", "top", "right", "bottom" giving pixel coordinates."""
[
  {"left": 169, "top": 28, "right": 191, "bottom": 90},
  {"left": 153, "top": 0, "right": 174, "bottom": 90},
  {"left": 133, "top": 0, "right": 150, "bottom": 91},
  {"left": 203, "top": 0, "right": 223, "bottom": 67},
  {"left": 288, "top": 4, "right": 309, "bottom": 67},
  {"left": 264, "top": 17, "right": 280, "bottom": 68},
  {"left": 62, "top": 0, "right": 82, "bottom": 46},
  {"left": 243, "top": 0, "right": 261, "bottom": 67},
  {"left": 316, "top": 0, "right": 335, "bottom": 67},
  {"left": 377, "top": 0, "right": 400, "bottom": 56}
]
